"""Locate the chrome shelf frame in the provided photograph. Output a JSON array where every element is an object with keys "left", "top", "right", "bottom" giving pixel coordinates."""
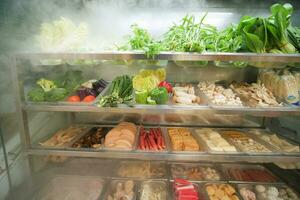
[
  {"left": 12, "top": 52, "right": 300, "bottom": 164},
  {"left": 27, "top": 148, "right": 300, "bottom": 163},
  {"left": 23, "top": 104, "right": 300, "bottom": 117},
  {"left": 17, "top": 51, "right": 300, "bottom": 62}
]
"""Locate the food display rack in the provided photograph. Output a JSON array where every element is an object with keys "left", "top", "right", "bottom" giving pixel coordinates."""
[{"left": 11, "top": 52, "right": 300, "bottom": 165}]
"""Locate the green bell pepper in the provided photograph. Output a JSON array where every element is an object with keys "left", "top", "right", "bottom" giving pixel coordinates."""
[{"left": 150, "top": 87, "right": 168, "bottom": 104}]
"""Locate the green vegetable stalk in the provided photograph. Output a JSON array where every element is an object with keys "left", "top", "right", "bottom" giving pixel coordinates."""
[{"left": 269, "top": 3, "right": 296, "bottom": 53}]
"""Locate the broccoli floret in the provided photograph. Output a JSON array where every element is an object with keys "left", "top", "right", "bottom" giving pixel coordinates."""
[
  {"left": 37, "top": 78, "right": 57, "bottom": 92},
  {"left": 27, "top": 88, "right": 45, "bottom": 102},
  {"left": 45, "top": 88, "right": 67, "bottom": 101}
]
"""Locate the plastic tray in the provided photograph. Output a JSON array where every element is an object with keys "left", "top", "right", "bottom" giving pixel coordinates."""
[
  {"left": 115, "top": 161, "right": 167, "bottom": 180},
  {"left": 170, "top": 162, "right": 225, "bottom": 182},
  {"left": 221, "top": 163, "right": 280, "bottom": 183},
  {"left": 36, "top": 125, "right": 92, "bottom": 149},
  {"left": 102, "top": 179, "right": 138, "bottom": 200},
  {"left": 137, "top": 180, "right": 169, "bottom": 200},
  {"left": 167, "top": 127, "right": 207, "bottom": 153},
  {"left": 33, "top": 175, "right": 104, "bottom": 200},
  {"left": 135, "top": 126, "right": 170, "bottom": 153}
]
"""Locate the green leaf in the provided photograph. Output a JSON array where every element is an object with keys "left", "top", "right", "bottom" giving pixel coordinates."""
[{"left": 244, "top": 31, "right": 265, "bottom": 53}]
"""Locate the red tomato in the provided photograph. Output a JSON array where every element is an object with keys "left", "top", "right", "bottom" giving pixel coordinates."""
[
  {"left": 82, "top": 95, "right": 96, "bottom": 102},
  {"left": 67, "top": 95, "right": 80, "bottom": 102}
]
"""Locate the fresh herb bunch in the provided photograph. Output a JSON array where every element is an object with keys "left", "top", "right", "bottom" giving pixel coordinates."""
[
  {"left": 97, "top": 75, "right": 133, "bottom": 107},
  {"left": 162, "top": 14, "right": 217, "bottom": 53},
  {"left": 119, "top": 24, "right": 162, "bottom": 59}
]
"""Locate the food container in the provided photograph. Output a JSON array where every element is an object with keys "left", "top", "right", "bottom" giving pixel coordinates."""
[
  {"left": 193, "top": 128, "right": 242, "bottom": 155},
  {"left": 221, "top": 164, "right": 280, "bottom": 183},
  {"left": 115, "top": 161, "right": 167, "bottom": 180},
  {"left": 167, "top": 127, "right": 207, "bottom": 153},
  {"left": 170, "top": 83, "right": 209, "bottom": 107},
  {"left": 135, "top": 126, "right": 170, "bottom": 153},
  {"left": 197, "top": 81, "right": 248, "bottom": 109},
  {"left": 219, "top": 129, "right": 276, "bottom": 155},
  {"left": 102, "top": 179, "right": 138, "bottom": 200},
  {"left": 33, "top": 175, "right": 104, "bottom": 200},
  {"left": 171, "top": 180, "right": 207, "bottom": 200},
  {"left": 36, "top": 125, "right": 92, "bottom": 149},
  {"left": 237, "top": 183, "right": 300, "bottom": 200},
  {"left": 71, "top": 125, "right": 112, "bottom": 150},
  {"left": 137, "top": 180, "right": 169, "bottom": 200},
  {"left": 203, "top": 182, "right": 242, "bottom": 200},
  {"left": 170, "top": 162, "right": 225, "bottom": 182},
  {"left": 247, "top": 128, "right": 300, "bottom": 155},
  {"left": 26, "top": 79, "right": 108, "bottom": 106},
  {"left": 102, "top": 124, "right": 140, "bottom": 152},
  {"left": 236, "top": 183, "right": 257, "bottom": 200}
]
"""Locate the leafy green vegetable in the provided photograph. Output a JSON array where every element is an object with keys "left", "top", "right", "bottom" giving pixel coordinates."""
[
  {"left": 45, "top": 88, "right": 68, "bottom": 102},
  {"left": 37, "top": 78, "right": 57, "bottom": 92},
  {"left": 27, "top": 88, "right": 45, "bottom": 102},
  {"left": 97, "top": 75, "right": 133, "bottom": 107},
  {"left": 288, "top": 26, "right": 300, "bottom": 51},
  {"left": 237, "top": 3, "right": 296, "bottom": 55},
  {"left": 119, "top": 24, "right": 162, "bottom": 58},
  {"left": 54, "top": 70, "right": 83, "bottom": 94},
  {"left": 269, "top": 3, "right": 296, "bottom": 53}
]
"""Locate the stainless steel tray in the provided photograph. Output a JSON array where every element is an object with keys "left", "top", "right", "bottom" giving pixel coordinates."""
[
  {"left": 137, "top": 180, "right": 169, "bottom": 200},
  {"left": 70, "top": 125, "right": 112, "bottom": 150},
  {"left": 247, "top": 128, "right": 300, "bottom": 155},
  {"left": 101, "top": 124, "right": 140, "bottom": 152},
  {"left": 219, "top": 129, "right": 276, "bottom": 155},
  {"left": 166, "top": 127, "right": 207, "bottom": 153},
  {"left": 102, "top": 179, "right": 138, "bottom": 200},
  {"left": 221, "top": 163, "right": 281, "bottom": 183},
  {"left": 193, "top": 128, "right": 241, "bottom": 155},
  {"left": 135, "top": 126, "right": 170, "bottom": 153},
  {"left": 115, "top": 161, "right": 168, "bottom": 180},
  {"left": 25, "top": 79, "right": 108, "bottom": 106},
  {"left": 237, "top": 183, "right": 300, "bottom": 200},
  {"left": 202, "top": 182, "right": 242, "bottom": 200},
  {"left": 169, "top": 162, "right": 225, "bottom": 182},
  {"left": 36, "top": 125, "right": 92, "bottom": 149}
]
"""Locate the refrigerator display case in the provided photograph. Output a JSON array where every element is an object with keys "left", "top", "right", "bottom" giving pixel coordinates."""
[{"left": 1, "top": 0, "right": 300, "bottom": 200}]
